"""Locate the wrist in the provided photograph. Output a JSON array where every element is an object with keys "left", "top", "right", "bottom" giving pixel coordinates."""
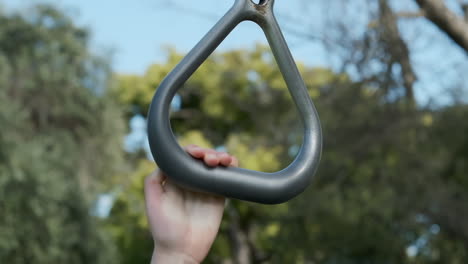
[{"left": 151, "top": 246, "right": 199, "bottom": 264}]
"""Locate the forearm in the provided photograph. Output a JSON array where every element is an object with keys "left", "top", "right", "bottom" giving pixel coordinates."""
[{"left": 151, "top": 248, "right": 199, "bottom": 264}]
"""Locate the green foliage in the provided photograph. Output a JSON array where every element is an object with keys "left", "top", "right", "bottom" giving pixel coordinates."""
[
  {"left": 0, "top": 5, "right": 124, "bottom": 263},
  {"left": 3, "top": 3, "right": 468, "bottom": 264},
  {"left": 106, "top": 160, "right": 156, "bottom": 264},
  {"left": 110, "top": 45, "right": 468, "bottom": 263}
]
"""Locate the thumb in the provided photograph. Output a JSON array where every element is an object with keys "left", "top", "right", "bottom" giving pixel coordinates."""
[{"left": 144, "top": 170, "right": 166, "bottom": 223}]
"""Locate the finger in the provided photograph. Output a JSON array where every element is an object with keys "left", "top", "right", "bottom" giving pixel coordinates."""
[
  {"left": 144, "top": 170, "right": 166, "bottom": 217},
  {"left": 185, "top": 144, "right": 205, "bottom": 159},
  {"left": 230, "top": 156, "right": 239, "bottom": 167},
  {"left": 204, "top": 152, "right": 220, "bottom": 167},
  {"left": 185, "top": 145, "right": 217, "bottom": 159},
  {"left": 218, "top": 152, "right": 232, "bottom": 167}
]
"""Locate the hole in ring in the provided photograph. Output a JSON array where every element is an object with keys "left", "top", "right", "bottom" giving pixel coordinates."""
[{"left": 251, "top": 0, "right": 268, "bottom": 5}]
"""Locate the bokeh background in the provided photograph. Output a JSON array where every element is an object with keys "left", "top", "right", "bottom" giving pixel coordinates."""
[{"left": 1, "top": 0, "right": 468, "bottom": 263}]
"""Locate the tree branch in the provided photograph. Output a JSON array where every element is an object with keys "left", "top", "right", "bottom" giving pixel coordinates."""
[
  {"left": 396, "top": 11, "right": 425, "bottom": 18},
  {"left": 415, "top": 0, "right": 468, "bottom": 54},
  {"left": 379, "top": 0, "right": 417, "bottom": 102}
]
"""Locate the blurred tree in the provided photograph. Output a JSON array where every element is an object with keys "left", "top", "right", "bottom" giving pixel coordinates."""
[
  {"left": 3, "top": 1, "right": 468, "bottom": 264},
  {"left": 0, "top": 5, "right": 124, "bottom": 264},
  {"left": 111, "top": 41, "right": 468, "bottom": 263},
  {"left": 73, "top": 0, "right": 468, "bottom": 262}
]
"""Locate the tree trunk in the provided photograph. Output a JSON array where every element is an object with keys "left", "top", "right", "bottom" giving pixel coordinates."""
[
  {"left": 379, "top": 0, "right": 417, "bottom": 103},
  {"left": 227, "top": 206, "right": 252, "bottom": 264}
]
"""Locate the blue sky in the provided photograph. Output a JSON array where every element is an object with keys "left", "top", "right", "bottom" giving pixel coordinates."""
[
  {"left": 3, "top": 0, "right": 467, "bottom": 105},
  {"left": 2, "top": 0, "right": 329, "bottom": 74}
]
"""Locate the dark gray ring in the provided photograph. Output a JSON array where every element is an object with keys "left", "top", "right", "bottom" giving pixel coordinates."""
[{"left": 147, "top": 0, "right": 322, "bottom": 204}]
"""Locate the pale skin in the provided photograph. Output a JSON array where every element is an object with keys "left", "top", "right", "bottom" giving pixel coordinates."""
[{"left": 144, "top": 145, "right": 239, "bottom": 264}]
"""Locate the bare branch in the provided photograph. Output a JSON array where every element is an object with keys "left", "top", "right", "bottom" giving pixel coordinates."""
[
  {"left": 379, "top": 0, "right": 417, "bottom": 103},
  {"left": 158, "top": 0, "right": 323, "bottom": 43},
  {"left": 395, "top": 11, "right": 424, "bottom": 18},
  {"left": 415, "top": 0, "right": 468, "bottom": 54}
]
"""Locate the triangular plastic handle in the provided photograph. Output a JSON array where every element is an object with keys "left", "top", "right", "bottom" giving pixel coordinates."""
[{"left": 147, "top": 0, "right": 322, "bottom": 204}]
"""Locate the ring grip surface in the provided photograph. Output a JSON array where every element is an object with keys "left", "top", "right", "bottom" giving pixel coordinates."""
[{"left": 147, "top": 0, "right": 322, "bottom": 204}]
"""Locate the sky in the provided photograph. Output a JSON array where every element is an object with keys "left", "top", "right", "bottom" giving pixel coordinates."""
[
  {"left": 2, "top": 0, "right": 329, "bottom": 74},
  {"left": 0, "top": 0, "right": 330, "bottom": 162},
  {"left": 2, "top": 0, "right": 467, "bottom": 105}
]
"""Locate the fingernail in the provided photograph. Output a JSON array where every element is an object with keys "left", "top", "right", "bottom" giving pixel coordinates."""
[{"left": 206, "top": 154, "right": 216, "bottom": 160}]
